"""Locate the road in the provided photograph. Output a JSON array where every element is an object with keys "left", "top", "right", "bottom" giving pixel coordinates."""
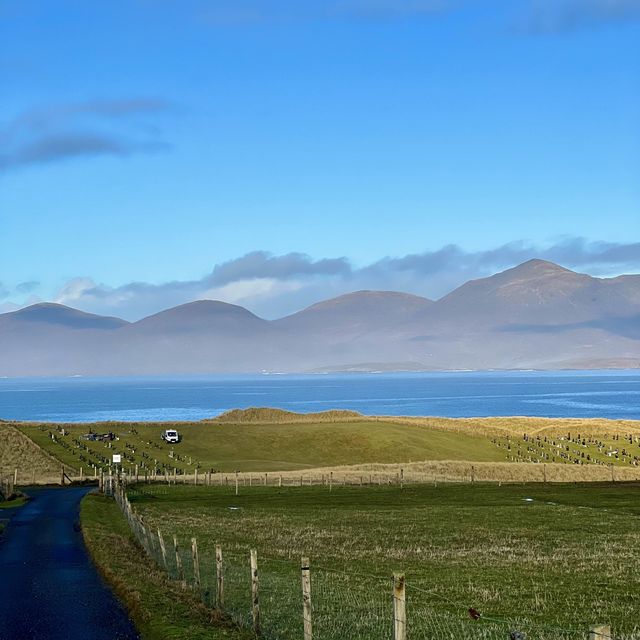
[{"left": 0, "top": 486, "right": 139, "bottom": 640}]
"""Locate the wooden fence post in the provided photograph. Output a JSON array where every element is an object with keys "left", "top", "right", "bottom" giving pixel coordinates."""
[
  {"left": 250, "top": 549, "right": 261, "bottom": 635},
  {"left": 14, "top": 468, "right": 18, "bottom": 486},
  {"left": 301, "top": 556, "right": 312, "bottom": 640},
  {"left": 264, "top": 473, "right": 267, "bottom": 487},
  {"left": 329, "top": 472, "right": 333, "bottom": 492},
  {"left": 157, "top": 529, "right": 168, "bottom": 569},
  {"left": 235, "top": 471, "right": 239, "bottom": 496},
  {"left": 194, "top": 468, "right": 198, "bottom": 485},
  {"left": 191, "top": 538, "right": 201, "bottom": 590},
  {"left": 400, "top": 468, "right": 404, "bottom": 489},
  {"left": 589, "top": 625, "right": 611, "bottom": 640},
  {"left": 173, "top": 535, "right": 185, "bottom": 587},
  {"left": 216, "top": 545, "right": 224, "bottom": 608},
  {"left": 393, "top": 573, "right": 406, "bottom": 640}
]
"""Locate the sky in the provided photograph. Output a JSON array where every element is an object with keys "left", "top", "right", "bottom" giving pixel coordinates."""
[{"left": 1, "top": 0, "right": 639, "bottom": 320}]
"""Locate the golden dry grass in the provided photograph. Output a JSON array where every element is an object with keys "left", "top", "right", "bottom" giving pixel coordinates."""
[
  {"left": 209, "top": 408, "right": 640, "bottom": 438},
  {"left": 165, "top": 459, "right": 640, "bottom": 486},
  {"left": 375, "top": 415, "right": 640, "bottom": 438},
  {"left": 0, "top": 422, "right": 74, "bottom": 483},
  {"left": 210, "top": 407, "right": 364, "bottom": 423}
]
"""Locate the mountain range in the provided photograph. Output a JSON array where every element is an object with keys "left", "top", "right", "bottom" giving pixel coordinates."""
[{"left": 1, "top": 259, "right": 639, "bottom": 376}]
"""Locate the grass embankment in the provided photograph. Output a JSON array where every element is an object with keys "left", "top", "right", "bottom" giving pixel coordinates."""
[
  {"left": 81, "top": 493, "right": 251, "bottom": 640},
  {"left": 128, "top": 482, "right": 640, "bottom": 637},
  {"left": 0, "top": 422, "right": 71, "bottom": 482}
]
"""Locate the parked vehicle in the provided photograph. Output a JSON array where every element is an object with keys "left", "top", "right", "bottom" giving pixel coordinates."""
[{"left": 162, "top": 429, "right": 181, "bottom": 444}]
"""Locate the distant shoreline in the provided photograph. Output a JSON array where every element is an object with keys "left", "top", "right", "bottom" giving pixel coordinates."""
[
  {"left": 4, "top": 409, "right": 640, "bottom": 427},
  {"left": 1, "top": 366, "right": 640, "bottom": 380}
]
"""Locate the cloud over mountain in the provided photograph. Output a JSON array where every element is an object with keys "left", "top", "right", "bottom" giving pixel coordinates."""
[
  {"left": 2, "top": 259, "right": 640, "bottom": 376},
  {"left": 11, "top": 238, "right": 635, "bottom": 320},
  {"left": 209, "top": 251, "right": 351, "bottom": 285}
]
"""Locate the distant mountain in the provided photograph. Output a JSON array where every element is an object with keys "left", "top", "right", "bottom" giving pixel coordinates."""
[
  {"left": 0, "top": 303, "right": 127, "bottom": 377},
  {"left": 1, "top": 303, "right": 128, "bottom": 330},
  {"left": 276, "top": 290, "right": 432, "bottom": 339},
  {"left": 429, "top": 259, "right": 640, "bottom": 328},
  {"left": 1, "top": 261, "right": 639, "bottom": 376},
  {"left": 130, "top": 300, "right": 269, "bottom": 334}
]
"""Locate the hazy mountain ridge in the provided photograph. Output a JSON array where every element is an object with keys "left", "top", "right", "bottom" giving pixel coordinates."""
[{"left": 1, "top": 260, "right": 639, "bottom": 375}]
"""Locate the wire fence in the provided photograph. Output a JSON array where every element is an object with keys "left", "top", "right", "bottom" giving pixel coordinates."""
[
  {"left": 113, "top": 480, "right": 633, "bottom": 640},
  {"left": 0, "top": 472, "right": 16, "bottom": 500}
]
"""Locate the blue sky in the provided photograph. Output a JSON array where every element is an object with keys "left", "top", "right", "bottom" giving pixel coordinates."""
[{"left": 1, "top": 0, "right": 639, "bottom": 319}]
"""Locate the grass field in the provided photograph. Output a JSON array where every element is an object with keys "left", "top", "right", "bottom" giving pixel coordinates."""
[
  {"left": 81, "top": 493, "right": 250, "bottom": 640},
  {"left": 124, "top": 482, "right": 640, "bottom": 639},
  {"left": 11, "top": 410, "right": 640, "bottom": 483},
  {"left": 13, "top": 416, "right": 505, "bottom": 475}
]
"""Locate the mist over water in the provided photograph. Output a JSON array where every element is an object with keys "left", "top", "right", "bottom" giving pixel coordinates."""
[{"left": 0, "top": 371, "right": 639, "bottom": 423}]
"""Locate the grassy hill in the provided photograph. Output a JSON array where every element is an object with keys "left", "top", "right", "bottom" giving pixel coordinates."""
[
  {"left": 8, "top": 409, "right": 640, "bottom": 483},
  {"left": 13, "top": 413, "right": 504, "bottom": 474}
]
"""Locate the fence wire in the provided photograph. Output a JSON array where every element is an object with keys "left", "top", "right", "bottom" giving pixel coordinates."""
[{"left": 114, "top": 481, "right": 639, "bottom": 640}]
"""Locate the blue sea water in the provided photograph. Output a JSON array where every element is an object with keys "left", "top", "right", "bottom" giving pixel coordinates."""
[{"left": 0, "top": 371, "right": 639, "bottom": 423}]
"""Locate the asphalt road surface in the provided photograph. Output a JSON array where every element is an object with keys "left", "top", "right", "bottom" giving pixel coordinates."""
[{"left": 0, "top": 486, "right": 139, "bottom": 640}]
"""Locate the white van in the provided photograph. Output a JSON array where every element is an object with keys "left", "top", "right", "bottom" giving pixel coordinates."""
[{"left": 162, "top": 429, "right": 180, "bottom": 444}]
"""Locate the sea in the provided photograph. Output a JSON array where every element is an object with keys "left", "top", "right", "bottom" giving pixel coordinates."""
[{"left": 0, "top": 370, "right": 639, "bottom": 423}]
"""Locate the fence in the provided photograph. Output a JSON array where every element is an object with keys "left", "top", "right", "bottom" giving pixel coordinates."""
[
  {"left": 112, "top": 480, "right": 624, "bottom": 640},
  {"left": 0, "top": 472, "right": 15, "bottom": 500},
  {"left": 97, "top": 460, "right": 640, "bottom": 490}
]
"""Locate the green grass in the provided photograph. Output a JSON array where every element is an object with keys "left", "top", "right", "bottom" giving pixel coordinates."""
[
  {"left": 15, "top": 419, "right": 504, "bottom": 474},
  {"left": 80, "top": 492, "right": 251, "bottom": 640},
  {"left": 13, "top": 412, "right": 640, "bottom": 486},
  {"left": 0, "top": 495, "right": 26, "bottom": 536},
  {"left": 0, "top": 496, "right": 27, "bottom": 509},
  {"left": 127, "top": 482, "right": 640, "bottom": 639}
]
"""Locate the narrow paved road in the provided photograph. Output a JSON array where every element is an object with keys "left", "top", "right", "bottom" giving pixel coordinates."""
[{"left": 0, "top": 487, "right": 139, "bottom": 640}]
